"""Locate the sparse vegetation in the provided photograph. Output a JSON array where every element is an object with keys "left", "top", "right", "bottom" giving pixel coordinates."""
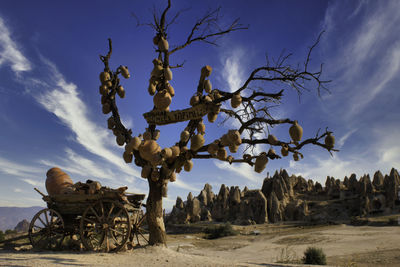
[
  {"left": 302, "top": 246, "right": 327, "bottom": 265},
  {"left": 204, "top": 223, "right": 238, "bottom": 239}
]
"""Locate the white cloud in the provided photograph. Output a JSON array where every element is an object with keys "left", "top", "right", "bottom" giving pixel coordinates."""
[
  {"left": 13, "top": 188, "right": 22, "bottom": 193},
  {"left": 35, "top": 57, "right": 141, "bottom": 180},
  {"left": 170, "top": 173, "right": 197, "bottom": 191},
  {"left": 21, "top": 178, "right": 42, "bottom": 187},
  {"left": 214, "top": 160, "right": 262, "bottom": 183},
  {"left": 221, "top": 48, "right": 245, "bottom": 93},
  {"left": 0, "top": 17, "right": 31, "bottom": 73},
  {"left": 337, "top": 128, "right": 357, "bottom": 149},
  {"left": 0, "top": 156, "right": 42, "bottom": 177}
]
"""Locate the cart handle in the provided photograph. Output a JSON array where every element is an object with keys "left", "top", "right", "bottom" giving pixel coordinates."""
[{"left": 34, "top": 187, "right": 46, "bottom": 197}]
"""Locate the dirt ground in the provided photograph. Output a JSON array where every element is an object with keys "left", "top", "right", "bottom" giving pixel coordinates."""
[{"left": 1, "top": 222, "right": 400, "bottom": 266}]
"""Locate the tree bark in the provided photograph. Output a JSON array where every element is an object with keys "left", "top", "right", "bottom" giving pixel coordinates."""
[{"left": 146, "top": 178, "right": 167, "bottom": 245}]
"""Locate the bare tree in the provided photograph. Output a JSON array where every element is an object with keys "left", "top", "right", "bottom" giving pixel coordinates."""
[{"left": 98, "top": 0, "right": 337, "bottom": 246}]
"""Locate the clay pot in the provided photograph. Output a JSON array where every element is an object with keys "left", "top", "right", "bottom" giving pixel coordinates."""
[
  {"left": 190, "top": 95, "right": 200, "bottom": 106},
  {"left": 45, "top": 167, "right": 74, "bottom": 196},
  {"left": 153, "top": 90, "right": 171, "bottom": 111},
  {"left": 231, "top": 93, "right": 242, "bottom": 108},
  {"left": 325, "top": 133, "right": 335, "bottom": 149},
  {"left": 180, "top": 130, "right": 190, "bottom": 142},
  {"left": 107, "top": 117, "right": 115, "bottom": 129},
  {"left": 153, "top": 130, "right": 160, "bottom": 140},
  {"left": 221, "top": 134, "right": 230, "bottom": 147},
  {"left": 289, "top": 121, "right": 303, "bottom": 142},
  {"left": 116, "top": 134, "right": 125, "bottom": 146},
  {"left": 184, "top": 160, "right": 193, "bottom": 172},
  {"left": 102, "top": 103, "right": 111, "bottom": 114},
  {"left": 170, "top": 146, "right": 181, "bottom": 158},
  {"left": 99, "top": 85, "right": 108, "bottom": 95},
  {"left": 267, "top": 148, "right": 276, "bottom": 157},
  {"left": 117, "top": 85, "right": 125, "bottom": 98},
  {"left": 141, "top": 165, "right": 152, "bottom": 179},
  {"left": 203, "top": 95, "right": 212, "bottom": 103},
  {"left": 139, "top": 140, "right": 161, "bottom": 162},
  {"left": 212, "top": 89, "right": 222, "bottom": 100},
  {"left": 254, "top": 153, "right": 268, "bottom": 173},
  {"left": 190, "top": 134, "right": 205, "bottom": 151},
  {"left": 151, "top": 64, "right": 163, "bottom": 78},
  {"left": 267, "top": 134, "right": 278, "bottom": 145},
  {"left": 101, "top": 95, "right": 107, "bottom": 105},
  {"left": 207, "top": 143, "right": 219, "bottom": 156},
  {"left": 158, "top": 37, "right": 169, "bottom": 51},
  {"left": 228, "top": 130, "right": 241, "bottom": 145},
  {"left": 120, "top": 66, "right": 130, "bottom": 79},
  {"left": 169, "top": 172, "right": 176, "bottom": 182},
  {"left": 161, "top": 147, "right": 172, "bottom": 159},
  {"left": 148, "top": 82, "right": 156, "bottom": 96},
  {"left": 197, "top": 122, "right": 206, "bottom": 135},
  {"left": 143, "top": 131, "right": 152, "bottom": 141},
  {"left": 153, "top": 35, "right": 160, "bottom": 45},
  {"left": 217, "top": 147, "right": 227, "bottom": 160},
  {"left": 123, "top": 151, "right": 133, "bottom": 163},
  {"left": 204, "top": 80, "right": 212, "bottom": 93},
  {"left": 293, "top": 153, "right": 299, "bottom": 161},
  {"left": 166, "top": 82, "right": 175, "bottom": 97},
  {"left": 201, "top": 65, "right": 212, "bottom": 77},
  {"left": 164, "top": 67, "right": 173, "bottom": 81},
  {"left": 127, "top": 136, "right": 141, "bottom": 151},
  {"left": 281, "top": 144, "right": 289, "bottom": 157},
  {"left": 229, "top": 144, "right": 239, "bottom": 153},
  {"left": 99, "top": 72, "right": 110, "bottom": 84},
  {"left": 150, "top": 153, "right": 163, "bottom": 166}
]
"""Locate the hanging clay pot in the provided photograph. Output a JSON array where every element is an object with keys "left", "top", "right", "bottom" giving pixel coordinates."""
[
  {"left": 153, "top": 35, "right": 160, "bottom": 45},
  {"left": 184, "top": 160, "right": 193, "bottom": 172},
  {"left": 151, "top": 64, "right": 163, "bottom": 78},
  {"left": 128, "top": 136, "right": 141, "bottom": 151},
  {"left": 197, "top": 122, "right": 206, "bottom": 135},
  {"left": 191, "top": 134, "right": 205, "bottom": 151},
  {"left": 229, "top": 144, "right": 239, "bottom": 153},
  {"left": 150, "top": 153, "right": 163, "bottom": 166},
  {"left": 254, "top": 153, "right": 268, "bottom": 173},
  {"left": 161, "top": 147, "right": 172, "bottom": 159},
  {"left": 217, "top": 147, "right": 227, "bottom": 160},
  {"left": 190, "top": 95, "right": 200, "bottom": 106},
  {"left": 120, "top": 66, "right": 130, "bottom": 79},
  {"left": 148, "top": 82, "right": 156, "bottom": 96},
  {"left": 102, "top": 103, "right": 111, "bottom": 114},
  {"left": 201, "top": 65, "right": 212, "bottom": 77},
  {"left": 123, "top": 151, "right": 133, "bottom": 163},
  {"left": 267, "top": 134, "right": 278, "bottom": 145},
  {"left": 45, "top": 167, "right": 74, "bottom": 196},
  {"left": 153, "top": 90, "right": 172, "bottom": 111},
  {"left": 293, "top": 153, "right": 299, "bottom": 161},
  {"left": 203, "top": 95, "right": 212, "bottom": 103},
  {"left": 267, "top": 148, "right": 276, "bottom": 157},
  {"left": 141, "top": 165, "right": 152, "bottom": 179},
  {"left": 169, "top": 172, "right": 176, "bottom": 182},
  {"left": 101, "top": 95, "right": 107, "bottom": 105},
  {"left": 180, "top": 130, "right": 190, "bottom": 142},
  {"left": 170, "top": 145, "right": 180, "bottom": 158},
  {"left": 116, "top": 134, "right": 125, "bottom": 146},
  {"left": 143, "top": 131, "right": 152, "bottom": 141},
  {"left": 152, "top": 130, "right": 160, "bottom": 140},
  {"left": 208, "top": 112, "right": 218, "bottom": 123},
  {"left": 117, "top": 85, "right": 125, "bottom": 98},
  {"left": 99, "top": 71, "right": 110, "bottom": 84},
  {"left": 289, "top": 120, "right": 303, "bottom": 143},
  {"left": 212, "top": 89, "right": 222, "bottom": 100},
  {"left": 221, "top": 134, "right": 230, "bottom": 147},
  {"left": 207, "top": 143, "right": 219, "bottom": 156},
  {"left": 139, "top": 140, "right": 161, "bottom": 162},
  {"left": 281, "top": 144, "right": 289, "bottom": 157},
  {"left": 164, "top": 67, "right": 173, "bottom": 81},
  {"left": 231, "top": 93, "right": 242, "bottom": 108},
  {"left": 99, "top": 85, "right": 108, "bottom": 95},
  {"left": 166, "top": 82, "right": 175, "bottom": 97},
  {"left": 107, "top": 117, "right": 115, "bottom": 129},
  {"left": 228, "top": 130, "right": 241, "bottom": 145},
  {"left": 204, "top": 80, "right": 212, "bottom": 93},
  {"left": 325, "top": 133, "right": 335, "bottom": 149},
  {"left": 158, "top": 36, "right": 169, "bottom": 51}
]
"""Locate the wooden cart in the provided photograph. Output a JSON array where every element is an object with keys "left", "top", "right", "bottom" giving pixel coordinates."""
[{"left": 28, "top": 188, "right": 148, "bottom": 252}]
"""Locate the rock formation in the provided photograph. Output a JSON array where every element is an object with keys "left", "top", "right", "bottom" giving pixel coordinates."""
[{"left": 166, "top": 168, "right": 400, "bottom": 225}]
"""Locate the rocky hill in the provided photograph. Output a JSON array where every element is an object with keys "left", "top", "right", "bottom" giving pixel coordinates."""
[
  {"left": 166, "top": 168, "right": 400, "bottom": 225},
  {"left": 0, "top": 206, "right": 43, "bottom": 231}
]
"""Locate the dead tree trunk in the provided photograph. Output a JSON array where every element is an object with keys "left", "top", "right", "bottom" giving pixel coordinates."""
[{"left": 146, "top": 178, "right": 167, "bottom": 245}]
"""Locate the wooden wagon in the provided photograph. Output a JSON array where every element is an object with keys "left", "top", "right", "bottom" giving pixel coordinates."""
[{"left": 28, "top": 187, "right": 148, "bottom": 252}]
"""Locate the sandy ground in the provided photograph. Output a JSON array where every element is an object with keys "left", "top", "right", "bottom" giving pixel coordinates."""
[{"left": 1, "top": 223, "right": 400, "bottom": 266}]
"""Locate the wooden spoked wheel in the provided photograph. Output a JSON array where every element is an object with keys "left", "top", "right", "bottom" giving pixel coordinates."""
[
  {"left": 80, "top": 200, "right": 131, "bottom": 252},
  {"left": 28, "top": 208, "right": 65, "bottom": 250},
  {"left": 130, "top": 209, "right": 149, "bottom": 247}
]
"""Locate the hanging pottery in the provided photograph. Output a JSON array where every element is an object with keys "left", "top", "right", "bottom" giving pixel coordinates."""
[
  {"left": 120, "top": 66, "right": 130, "bottom": 79},
  {"left": 161, "top": 147, "right": 172, "bottom": 159},
  {"left": 143, "top": 131, "right": 152, "bottom": 141},
  {"left": 164, "top": 67, "right": 173, "bottom": 81},
  {"left": 158, "top": 36, "right": 169, "bottom": 51},
  {"left": 197, "top": 122, "right": 206, "bottom": 135},
  {"left": 141, "top": 165, "right": 151, "bottom": 178},
  {"left": 116, "top": 134, "right": 125, "bottom": 146},
  {"left": 201, "top": 65, "right": 212, "bottom": 77},
  {"left": 117, "top": 85, "right": 125, "bottom": 98},
  {"left": 152, "top": 130, "right": 160, "bottom": 140},
  {"left": 229, "top": 144, "right": 239, "bottom": 153},
  {"left": 107, "top": 117, "right": 115, "bottom": 129},
  {"left": 180, "top": 130, "right": 190, "bottom": 142},
  {"left": 153, "top": 90, "right": 172, "bottom": 111},
  {"left": 289, "top": 120, "right": 303, "bottom": 143},
  {"left": 99, "top": 72, "right": 110, "bottom": 84},
  {"left": 190, "top": 134, "right": 205, "bottom": 151},
  {"left": 123, "top": 151, "right": 133, "bottom": 163},
  {"left": 150, "top": 153, "right": 163, "bottom": 166},
  {"left": 101, "top": 95, "right": 107, "bottom": 105},
  {"left": 231, "top": 93, "right": 242, "bottom": 108},
  {"left": 170, "top": 145, "right": 180, "bottom": 158},
  {"left": 151, "top": 64, "right": 163, "bottom": 78},
  {"left": 217, "top": 147, "right": 227, "bottom": 160},
  {"left": 169, "top": 172, "right": 176, "bottom": 182},
  {"left": 212, "top": 89, "right": 222, "bottom": 100},
  {"left": 203, "top": 95, "right": 212, "bottom": 103},
  {"left": 204, "top": 80, "right": 212, "bottom": 93},
  {"left": 153, "top": 35, "right": 160, "bottom": 45},
  {"left": 267, "top": 148, "right": 276, "bottom": 157},
  {"left": 267, "top": 134, "right": 278, "bottom": 145},
  {"left": 254, "top": 153, "right": 268, "bottom": 173},
  {"left": 325, "top": 133, "right": 335, "bottom": 149},
  {"left": 293, "top": 152, "right": 299, "bottom": 161},
  {"left": 102, "top": 103, "right": 111, "bottom": 114},
  {"left": 207, "top": 112, "right": 218, "bottom": 123},
  {"left": 184, "top": 160, "right": 193, "bottom": 172},
  {"left": 221, "top": 134, "right": 230, "bottom": 147},
  {"left": 129, "top": 136, "right": 141, "bottom": 151},
  {"left": 207, "top": 143, "right": 219, "bottom": 156},
  {"left": 281, "top": 144, "right": 289, "bottom": 157},
  {"left": 166, "top": 82, "right": 175, "bottom": 97},
  {"left": 190, "top": 95, "right": 200, "bottom": 106},
  {"left": 139, "top": 140, "right": 161, "bottom": 162},
  {"left": 148, "top": 82, "right": 156, "bottom": 96},
  {"left": 99, "top": 85, "right": 108, "bottom": 95},
  {"left": 228, "top": 130, "right": 241, "bottom": 145}
]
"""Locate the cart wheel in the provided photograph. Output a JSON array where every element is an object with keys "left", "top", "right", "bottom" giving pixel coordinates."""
[
  {"left": 80, "top": 200, "right": 131, "bottom": 252},
  {"left": 29, "top": 208, "right": 65, "bottom": 250},
  {"left": 130, "top": 209, "right": 149, "bottom": 247}
]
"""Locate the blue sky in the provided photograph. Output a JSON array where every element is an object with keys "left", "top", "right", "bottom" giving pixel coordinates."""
[{"left": 0, "top": 0, "right": 399, "bottom": 211}]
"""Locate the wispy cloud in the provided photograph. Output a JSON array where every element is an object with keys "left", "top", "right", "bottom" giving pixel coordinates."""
[
  {"left": 214, "top": 160, "right": 262, "bottom": 183},
  {"left": 0, "top": 17, "right": 31, "bottom": 73},
  {"left": 170, "top": 173, "right": 198, "bottom": 191},
  {"left": 0, "top": 156, "right": 42, "bottom": 177}
]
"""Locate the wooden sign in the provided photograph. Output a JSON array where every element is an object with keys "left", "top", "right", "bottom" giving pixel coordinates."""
[{"left": 143, "top": 103, "right": 219, "bottom": 125}]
